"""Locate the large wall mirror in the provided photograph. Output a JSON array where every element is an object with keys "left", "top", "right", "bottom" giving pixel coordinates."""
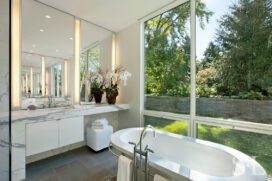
[
  {"left": 80, "top": 20, "right": 113, "bottom": 103},
  {"left": 21, "top": 0, "right": 113, "bottom": 108},
  {"left": 21, "top": 0, "right": 74, "bottom": 108}
]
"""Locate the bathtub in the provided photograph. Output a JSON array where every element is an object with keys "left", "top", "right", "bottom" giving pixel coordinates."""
[{"left": 111, "top": 128, "right": 267, "bottom": 181}]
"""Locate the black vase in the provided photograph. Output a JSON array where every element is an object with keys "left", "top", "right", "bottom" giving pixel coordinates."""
[
  {"left": 93, "top": 90, "right": 104, "bottom": 103},
  {"left": 106, "top": 90, "right": 118, "bottom": 104}
]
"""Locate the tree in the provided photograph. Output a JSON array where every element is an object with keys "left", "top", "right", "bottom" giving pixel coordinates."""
[
  {"left": 145, "top": 0, "right": 213, "bottom": 96},
  {"left": 214, "top": 0, "right": 272, "bottom": 95}
]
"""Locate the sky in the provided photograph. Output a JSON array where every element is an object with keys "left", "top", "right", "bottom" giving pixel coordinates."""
[{"left": 196, "top": 0, "right": 238, "bottom": 59}]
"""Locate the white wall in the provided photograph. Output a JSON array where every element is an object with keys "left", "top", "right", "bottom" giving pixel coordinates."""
[{"left": 116, "top": 22, "right": 142, "bottom": 129}]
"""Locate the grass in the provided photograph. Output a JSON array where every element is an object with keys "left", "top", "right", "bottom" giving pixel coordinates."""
[{"left": 145, "top": 116, "right": 272, "bottom": 178}]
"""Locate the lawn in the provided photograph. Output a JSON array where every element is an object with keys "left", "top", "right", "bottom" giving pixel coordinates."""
[{"left": 145, "top": 116, "right": 272, "bottom": 178}]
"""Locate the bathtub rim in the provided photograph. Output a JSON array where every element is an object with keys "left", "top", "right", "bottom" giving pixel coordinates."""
[{"left": 110, "top": 127, "right": 267, "bottom": 181}]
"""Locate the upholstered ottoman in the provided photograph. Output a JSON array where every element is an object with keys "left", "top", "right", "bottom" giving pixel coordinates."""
[{"left": 87, "top": 125, "right": 113, "bottom": 151}]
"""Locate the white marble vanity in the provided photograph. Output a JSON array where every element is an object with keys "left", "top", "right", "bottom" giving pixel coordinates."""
[{"left": 11, "top": 104, "right": 129, "bottom": 181}]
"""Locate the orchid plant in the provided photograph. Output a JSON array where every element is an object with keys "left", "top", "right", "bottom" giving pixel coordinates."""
[
  {"left": 88, "top": 71, "right": 104, "bottom": 93},
  {"left": 104, "top": 67, "right": 132, "bottom": 96}
]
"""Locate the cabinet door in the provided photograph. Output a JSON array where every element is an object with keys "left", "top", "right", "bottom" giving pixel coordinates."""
[
  {"left": 59, "top": 116, "right": 84, "bottom": 147},
  {"left": 26, "top": 121, "right": 58, "bottom": 156}
]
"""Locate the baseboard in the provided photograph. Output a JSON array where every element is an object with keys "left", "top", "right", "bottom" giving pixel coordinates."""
[{"left": 26, "top": 141, "right": 86, "bottom": 164}]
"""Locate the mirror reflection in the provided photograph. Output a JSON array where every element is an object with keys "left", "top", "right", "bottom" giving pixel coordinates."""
[{"left": 21, "top": 0, "right": 74, "bottom": 109}]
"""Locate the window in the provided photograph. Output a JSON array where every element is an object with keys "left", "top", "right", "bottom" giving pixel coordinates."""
[
  {"left": 144, "top": 115, "right": 188, "bottom": 136},
  {"left": 142, "top": 0, "right": 272, "bottom": 179},
  {"left": 197, "top": 124, "right": 272, "bottom": 177},
  {"left": 196, "top": 0, "right": 272, "bottom": 125},
  {"left": 80, "top": 45, "right": 100, "bottom": 102},
  {"left": 144, "top": 2, "right": 191, "bottom": 132}
]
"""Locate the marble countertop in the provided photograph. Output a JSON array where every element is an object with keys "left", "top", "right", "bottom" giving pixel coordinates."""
[{"left": 10, "top": 103, "right": 130, "bottom": 124}]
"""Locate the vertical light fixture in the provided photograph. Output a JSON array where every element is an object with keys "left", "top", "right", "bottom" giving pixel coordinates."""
[
  {"left": 64, "top": 60, "right": 68, "bottom": 97},
  {"left": 37, "top": 73, "right": 40, "bottom": 94},
  {"left": 25, "top": 72, "right": 28, "bottom": 93},
  {"left": 11, "top": 0, "right": 21, "bottom": 108},
  {"left": 111, "top": 33, "right": 116, "bottom": 71},
  {"left": 30, "top": 67, "right": 33, "bottom": 94},
  {"left": 46, "top": 69, "right": 50, "bottom": 95},
  {"left": 74, "top": 18, "right": 81, "bottom": 103},
  {"left": 21, "top": 75, "right": 24, "bottom": 92},
  {"left": 41, "top": 56, "right": 45, "bottom": 96}
]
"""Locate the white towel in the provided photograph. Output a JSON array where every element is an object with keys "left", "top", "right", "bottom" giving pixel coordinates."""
[
  {"left": 91, "top": 125, "right": 104, "bottom": 129},
  {"left": 154, "top": 174, "right": 169, "bottom": 181},
  {"left": 92, "top": 122, "right": 104, "bottom": 126},
  {"left": 92, "top": 118, "right": 108, "bottom": 126},
  {"left": 117, "top": 155, "right": 132, "bottom": 181}
]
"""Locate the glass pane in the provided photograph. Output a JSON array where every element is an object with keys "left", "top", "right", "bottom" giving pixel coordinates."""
[
  {"left": 54, "top": 66, "right": 58, "bottom": 96},
  {"left": 88, "top": 45, "right": 100, "bottom": 73},
  {"left": 197, "top": 124, "right": 272, "bottom": 179},
  {"left": 196, "top": 0, "right": 272, "bottom": 124},
  {"left": 144, "top": 116, "right": 188, "bottom": 136},
  {"left": 0, "top": 0, "right": 10, "bottom": 179},
  {"left": 58, "top": 64, "right": 62, "bottom": 96},
  {"left": 144, "top": 2, "right": 191, "bottom": 114},
  {"left": 80, "top": 51, "right": 87, "bottom": 101}
]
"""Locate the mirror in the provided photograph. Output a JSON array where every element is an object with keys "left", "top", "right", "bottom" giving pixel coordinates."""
[
  {"left": 80, "top": 20, "right": 113, "bottom": 103},
  {"left": 21, "top": 0, "right": 114, "bottom": 108},
  {"left": 21, "top": 0, "right": 74, "bottom": 108}
]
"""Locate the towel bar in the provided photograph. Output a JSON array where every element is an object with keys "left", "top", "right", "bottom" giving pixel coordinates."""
[{"left": 108, "top": 143, "right": 121, "bottom": 157}]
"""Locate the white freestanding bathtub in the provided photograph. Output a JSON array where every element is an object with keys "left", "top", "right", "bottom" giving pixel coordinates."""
[{"left": 111, "top": 128, "right": 267, "bottom": 181}]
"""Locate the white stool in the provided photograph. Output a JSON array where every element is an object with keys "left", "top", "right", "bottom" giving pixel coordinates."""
[{"left": 87, "top": 125, "right": 113, "bottom": 151}]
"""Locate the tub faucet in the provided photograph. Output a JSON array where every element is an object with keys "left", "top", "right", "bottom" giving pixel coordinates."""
[{"left": 139, "top": 125, "right": 156, "bottom": 152}]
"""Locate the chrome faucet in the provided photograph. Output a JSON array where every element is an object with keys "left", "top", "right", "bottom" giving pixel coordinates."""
[
  {"left": 128, "top": 125, "right": 156, "bottom": 181},
  {"left": 139, "top": 125, "right": 156, "bottom": 153},
  {"left": 48, "top": 96, "right": 53, "bottom": 108}
]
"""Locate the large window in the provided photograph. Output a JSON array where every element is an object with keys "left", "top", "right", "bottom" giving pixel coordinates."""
[
  {"left": 143, "top": 0, "right": 272, "bottom": 178},
  {"left": 144, "top": 2, "right": 192, "bottom": 135},
  {"left": 80, "top": 45, "right": 100, "bottom": 102}
]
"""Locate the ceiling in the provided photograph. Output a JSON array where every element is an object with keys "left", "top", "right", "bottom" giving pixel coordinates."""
[
  {"left": 22, "top": 0, "right": 112, "bottom": 68},
  {"left": 22, "top": 53, "right": 62, "bottom": 70},
  {"left": 37, "top": 0, "right": 176, "bottom": 32},
  {"left": 22, "top": 0, "right": 177, "bottom": 69}
]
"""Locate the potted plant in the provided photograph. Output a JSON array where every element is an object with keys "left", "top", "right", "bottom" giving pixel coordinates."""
[
  {"left": 104, "top": 67, "right": 131, "bottom": 104},
  {"left": 89, "top": 72, "right": 104, "bottom": 103}
]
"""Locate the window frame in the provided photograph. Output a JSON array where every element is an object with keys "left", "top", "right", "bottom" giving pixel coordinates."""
[{"left": 140, "top": 0, "right": 272, "bottom": 138}]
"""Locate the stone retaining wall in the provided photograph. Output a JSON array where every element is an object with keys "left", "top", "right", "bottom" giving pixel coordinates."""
[{"left": 145, "top": 96, "right": 272, "bottom": 124}]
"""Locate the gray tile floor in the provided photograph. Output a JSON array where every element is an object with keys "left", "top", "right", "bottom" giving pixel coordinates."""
[{"left": 25, "top": 146, "right": 118, "bottom": 181}]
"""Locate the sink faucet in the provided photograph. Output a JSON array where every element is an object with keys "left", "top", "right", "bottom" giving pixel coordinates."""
[{"left": 48, "top": 96, "right": 53, "bottom": 108}]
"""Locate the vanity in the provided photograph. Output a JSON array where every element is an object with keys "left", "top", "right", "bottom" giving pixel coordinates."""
[{"left": 11, "top": 103, "right": 129, "bottom": 181}]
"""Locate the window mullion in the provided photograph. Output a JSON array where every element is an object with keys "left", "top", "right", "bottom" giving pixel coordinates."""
[{"left": 190, "top": 0, "right": 196, "bottom": 138}]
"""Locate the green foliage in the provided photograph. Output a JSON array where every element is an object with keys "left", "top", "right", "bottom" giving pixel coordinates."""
[
  {"left": 145, "top": 0, "right": 272, "bottom": 99},
  {"left": 213, "top": 0, "right": 272, "bottom": 95},
  {"left": 145, "top": 1, "right": 213, "bottom": 96},
  {"left": 196, "top": 0, "right": 272, "bottom": 98},
  {"left": 238, "top": 91, "right": 272, "bottom": 100}
]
